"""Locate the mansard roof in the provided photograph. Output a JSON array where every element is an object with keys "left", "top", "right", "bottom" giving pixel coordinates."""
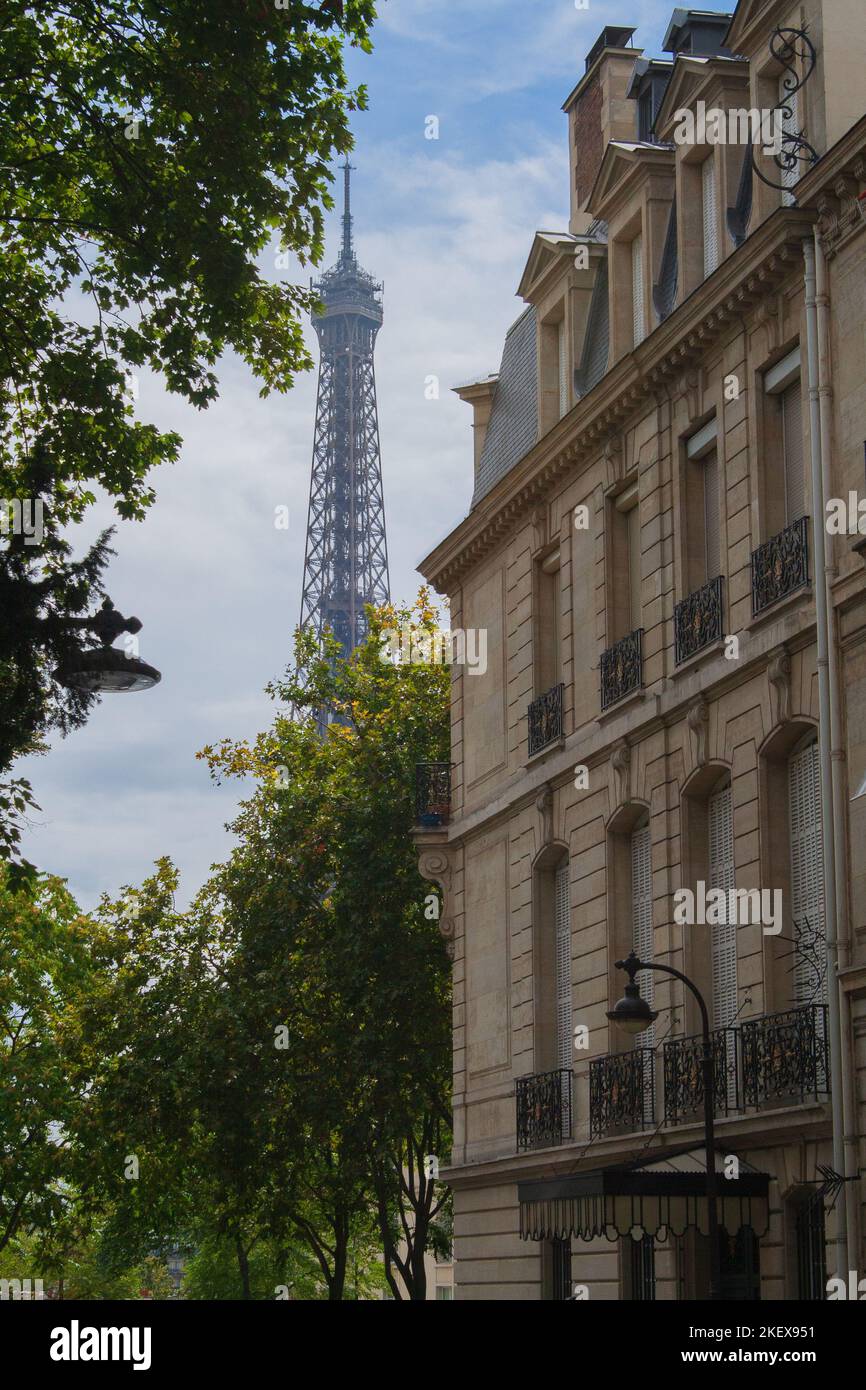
[{"left": 471, "top": 306, "right": 537, "bottom": 508}]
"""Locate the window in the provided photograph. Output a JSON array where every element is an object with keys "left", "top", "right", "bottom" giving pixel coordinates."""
[
  {"left": 435, "top": 1285, "right": 454, "bottom": 1301},
  {"left": 686, "top": 419, "right": 720, "bottom": 585},
  {"left": 628, "top": 1234, "right": 656, "bottom": 1300},
  {"left": 554, "top": 862, "right": 572, "bottom": 1080},
  {"left": 702, "top": 154, "right": 718, "bottom": 277},
  {"left": 794, "top": 1195, "right": 827, "bottom": 1299},
  {"left": 788, "top": 737, "right": 827, "bottom": 1004},
  {"left": 551, "top": 1237, "right": 573, "bottom": 1300},
  {"left": 631, "top": 821, "right": 653, "bottom": 1052},
  {"left": 764, "top": 347, "right": 804, "bottom": 534},
  {"left": 612, "top": 481, "right": 640, "bottom": 636},
  {"left": 708, "top": 781, "right": 737, "bottom": 1030},
  {"left": 534, "top": 548, "right": 561, "bottom": 696},
  {"left": 631, "top": 234, "right": 645, "bottom": 347},
  {"left": 558, "top": 319, "right": 569, "bottom": 419}
]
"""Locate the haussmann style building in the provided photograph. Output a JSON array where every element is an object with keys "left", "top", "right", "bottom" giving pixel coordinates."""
[{"left": 414, "top": 1, "right": 866, "bottom": 1300}]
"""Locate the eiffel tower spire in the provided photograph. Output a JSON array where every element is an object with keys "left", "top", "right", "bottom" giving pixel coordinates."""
[{"left": 299, "top": 162, "right": 390, "bottom": 698}]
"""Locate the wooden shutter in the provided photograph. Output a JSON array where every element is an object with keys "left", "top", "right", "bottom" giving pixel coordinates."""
[
  {"left": 703, "top": 448, "right": 720, "bottom": 580},
  {"left": 631, "top": 825, "right": 654, "bottom": 1047},
  {"left": 627, "top": 499, "right": 641, "bottom": 631},
  {"left": 780, "top": 78, "right": 799, "bottom": 205},
  {"left": 702, "top": 155, "right": 718, "bottom": 277},
  {"left": 558, "top": 319, "right": 568, "bottom": 420},
  {"left": 632, "top": 234, "right": 645, "bottom": 348},
  {"left": 555, "top": 862, "right": 572, "bottom": 1073},
  {"left": 709, "top": 784, "right": 737, "bottom": 1029},
  {"left": 789, "top": 740, "right": 827, "bottom": 1004},
  {"left": 782, "top": 381, "right": 804, "bottom": 523}
]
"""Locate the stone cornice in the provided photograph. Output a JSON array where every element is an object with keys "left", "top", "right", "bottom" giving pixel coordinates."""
[{"left": 420, "top": 207, "right": 815, "bottom": 593}]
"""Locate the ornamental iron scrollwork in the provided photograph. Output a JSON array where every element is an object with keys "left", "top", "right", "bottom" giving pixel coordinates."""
[
  {"left": 740, "top": 1003, "right": 829, "bottom": 1108},
  {"left": 589, "top": 1047, "right": 654, "bottom": 1137},
  {"left": 415, "top": 761, "right": 451, "bottom": 827},
  {"left": 663, "top": 1027, "right": 740, "bottom": 1125},
  {"left": 600, "top": 629, "right": 643, "bottom": 710},
  {"left": 528, "top": 682, "right": 564, "bottom": 756},
  {"left": 750, "top": 27, "right": 819, "bottom": 202},
  {"left": 751, "top": 516, "right": 809, "bottom": 615},
  {"left": 674, "top": 575, "right": 724, "bottom": 665},
  {"left": 516, "top": 1068, "right": 573, "bottom": 1150}
]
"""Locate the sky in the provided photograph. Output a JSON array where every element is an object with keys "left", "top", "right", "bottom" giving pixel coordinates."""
[{"left": 18, "top": 0, "right": 678, "bottom": 909}]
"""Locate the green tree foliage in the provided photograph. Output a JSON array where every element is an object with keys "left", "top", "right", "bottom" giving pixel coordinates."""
[{"left": 0, "top": 0, "right": 377, "bottom": 818}]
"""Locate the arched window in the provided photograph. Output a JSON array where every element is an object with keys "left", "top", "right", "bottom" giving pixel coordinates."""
[
  {"left": 631, "top": 817, "right": 653, "bottom": 1047},
  {"left": 788, "top": 736, "right": 827, "bottom": 1004},
  {"left": 708, "top": 778, "right": 737, "bottom": 1029}
]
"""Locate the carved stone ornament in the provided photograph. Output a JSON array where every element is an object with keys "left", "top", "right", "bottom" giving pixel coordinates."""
[
  {"left": 603, "top": 435, "right": 624, "bottom": 492},
  {"left": 417, "top": 847, "right": 456, "bottom": 959},
  {"left": 687, "top": 697, "right": 709, "bottom": 768},
  {"left": 531, "top": 504, "right": 548, "bottom": 554},
  {"left": 536, "top": 784, "right": 554, "bottom": 850},
  {"left": 611, "top": 739, "right": 631, "bottom": 806},
  {"left": 768, "top": 648, "right": 792, "bottom": 725}
]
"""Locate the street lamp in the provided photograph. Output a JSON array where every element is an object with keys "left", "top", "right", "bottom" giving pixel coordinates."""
[
  {"left": 53, "top": 598, "right": 161, "bottom": 694},
  {"left": 608, "top": 950, "right": 722, "bottom": 1301}
]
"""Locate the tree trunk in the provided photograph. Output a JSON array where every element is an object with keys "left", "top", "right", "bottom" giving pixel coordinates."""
[{"left": 235, "top": 1235, "right": 252, "bottom": 1300}]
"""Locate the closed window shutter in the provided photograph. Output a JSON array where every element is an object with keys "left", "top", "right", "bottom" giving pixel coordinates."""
[
  {"left": 703, "top": 448, "right": 720, "bottom": 580},
  {"left": 782, "top": 381, "right": 804, "bottom": 523},
  {"left": 632, "top": 234, "right": 645, "bottom": 347},
  {"left": 780, "top": 79, "right": 799, "bottom": 206},
  {"left": 558, "top": 319, "right": 568, "bottom": 419},
  {"left": 555, "top": 863, "right": 572, "bottom": 1073},
  {"left": 702, "top": 155, "right": 718, "bottom": 277},
  {"left": 789, "top": 740, "right": 827, "bottom": 1004},
  {"left": 627, "top": 501, "right": 641, "bottom": 631},
  {"left": 631, "top": 825, "right": 654, "bottom": 1049},
  {"left": 709, "top": 785, "right": 737, "bottom": 1029}
]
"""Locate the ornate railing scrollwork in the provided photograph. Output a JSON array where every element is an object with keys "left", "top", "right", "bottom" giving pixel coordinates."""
[
  {"left": 590, "top": 1048, "right": 654, "bottom": 1136},
  {"left": 750, "top": 26, "right": 819, "bottom": 202},
  {"left": 528, "top": 683, "right": 564, "bottom": 756},
  {"left": 415, "top": 761, "right": 451, "bottom": 827},
  {"left": 600, "top": 629, "right": 643, "bottom": 710},
  {"left": 751, "top": 516, "right": 809, "bottom": 615},
  {"left": 516, "top": 1068, "right": 573, "bottom": 1150},
  {"left": 674, "top": 576, "right": 724, "bottom": 665},
  {"left": 663, "top": 1028, "right": 740, "bottom": 1125},
  {"left": 740, "top": 1004, "right": 829, "bottom": 1108}
]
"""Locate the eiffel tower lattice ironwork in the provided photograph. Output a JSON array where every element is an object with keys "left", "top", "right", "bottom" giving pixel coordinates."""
[{"left": 299, "top": 160, "right": 390, "bottom": 673}]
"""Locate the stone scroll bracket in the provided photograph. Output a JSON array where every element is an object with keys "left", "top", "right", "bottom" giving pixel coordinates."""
[{"left": 416, "top": 839, "right": 459, "bottom": 961}]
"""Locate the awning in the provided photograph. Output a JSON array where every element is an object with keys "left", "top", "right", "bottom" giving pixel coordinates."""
[{"left": 519, "top": 1146, "right": 770, "bottom": 1243}]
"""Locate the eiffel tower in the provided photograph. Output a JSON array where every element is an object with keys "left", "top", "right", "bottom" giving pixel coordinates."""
[{"left": 299, "top": 160, "right": 390, "bottom": 683}]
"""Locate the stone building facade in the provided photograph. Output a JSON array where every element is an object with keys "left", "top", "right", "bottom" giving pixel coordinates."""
[{"left": 414, "top": 1, "right": 866, "bottom": 1300}]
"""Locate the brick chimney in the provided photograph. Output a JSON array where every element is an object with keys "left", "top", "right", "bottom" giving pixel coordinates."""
[{"left": 563, "top": 25, "right": 642, "bottom": 231}]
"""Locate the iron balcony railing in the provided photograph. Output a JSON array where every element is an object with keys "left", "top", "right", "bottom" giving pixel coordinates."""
[
  {"left": 674, "top": 575, "right": 724, "bottom": 665},
  {"left": 589, "top": 1048, "right": 654, "bottom": 1137},
  {"left": 740, "top": 1003, "right": 829, "bottom": 1108},
  {"left": 751, "top": 515, "right": 809, "bottom": 616},
  {"left": 516, "top": 1068, "right": 573, "bottom": 1151},
  {"left": 527, "top": 682, "right": 564, "bottom": 757},
  {"left": 663, "top": 1027, "right": 740, "bottom": 1126},
  {"left": 415, "top": 762, "right": 451, "bottom": 828},
  {"left": 600, "top": 629, "right": 643, "bottom": 710}
]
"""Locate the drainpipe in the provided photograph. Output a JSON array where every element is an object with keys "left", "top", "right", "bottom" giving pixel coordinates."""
[
  {"left": 803, "top": 236, "right": 848, "bottom": 1280},
  {"left": 814, "top": 228, "right": 861, "bottom": 1274}
]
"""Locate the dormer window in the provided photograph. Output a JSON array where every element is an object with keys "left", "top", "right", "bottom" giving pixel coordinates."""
[
  {"left": 702, "top": 154, "right": 719, "bottom": 277},
  {"left": 631, "top": 234, "right": 645, "bottom": 347}
]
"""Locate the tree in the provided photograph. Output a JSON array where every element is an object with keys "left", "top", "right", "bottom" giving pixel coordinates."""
[
  {"left": 0, "top": 867, "right": 105, "bottom": 1254},
  {"left": 199, "top": 593, "right": 452, "bottom": 1299},
  {"left": 0, "top": 0, "right": 377, "bottom": 830}
]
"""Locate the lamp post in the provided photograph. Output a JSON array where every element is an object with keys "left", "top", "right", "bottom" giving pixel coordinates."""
[
  {"left": 53, "top": 597, "right": 161, "bottom": 693},
  {"left": 607, "top": 950, "right": 722, "bottom": 1301}
]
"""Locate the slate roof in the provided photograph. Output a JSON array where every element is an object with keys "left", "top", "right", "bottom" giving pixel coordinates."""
[{"left": 471, "top": 306, "right": 538, "bottom": 507}]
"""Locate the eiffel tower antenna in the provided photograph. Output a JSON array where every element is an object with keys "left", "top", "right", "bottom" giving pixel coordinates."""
[{"left": 299, "top": 161, "right": 390, "bottom": 728}]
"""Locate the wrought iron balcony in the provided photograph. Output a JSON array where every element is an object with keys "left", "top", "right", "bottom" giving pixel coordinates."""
[
  {"left": 663, "top": 1027, "right": 739, "bottom": 1126},
  {"left": 600, "top": 629, "right": 643, "bottom": 710},
  {"left": 590, "top": 1048, "right": 654, "bottom": 1137},
  {"left": 674, "top": 576, "right": 724, "bottom": 665},
  {"left": 415, "top": 762, "right": 451, "bottom": 828},
  {"left": 516, "top": 1068, "right": 573, "bottom": 1151},
  {"left": 740, "top": 1004, "right": 829, "bottom": 1109},
  {"left": 528, "top": 682, "right": 564, "bottom": 757},
  {"left": 751, "top": 516, "right": 809, "bottom": 616}
]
